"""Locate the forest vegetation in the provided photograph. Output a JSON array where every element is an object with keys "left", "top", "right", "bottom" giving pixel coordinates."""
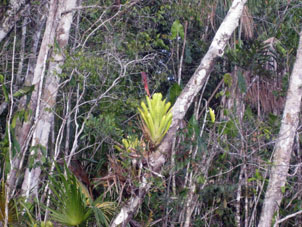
[{"left": 0, "top": 0, "right": 302, "bottom": 226}]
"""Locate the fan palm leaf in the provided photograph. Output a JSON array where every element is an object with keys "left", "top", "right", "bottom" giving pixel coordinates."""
[
  {"left": 46, "top": 163, "right": 115, "bottom": 227},
  {"left": 47, "top": 165, "right": 91, "bottom": 226},
  {"left": 0, "top": 180, "right": 18, "bottom": 224}
]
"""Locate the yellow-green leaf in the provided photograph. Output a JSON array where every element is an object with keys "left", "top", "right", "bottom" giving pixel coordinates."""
[
  {"left": 138, "top": 93, "right": 172, "bottom": 146},
  {"left": 209, "top": 107, "right": 215, "bottom": 123}
]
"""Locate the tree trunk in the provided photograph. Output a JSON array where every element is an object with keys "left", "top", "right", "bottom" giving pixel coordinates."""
[
  {"left": 16, "top": 8, "right": 28, "bottom": 86},
  {"left": 21, "top": 0, "right": 77, "bottom": 199},
  {"left": 6, "top": 0, "right": 59, "bottom": 199},
  {"left": 6, "top": 12, "right": 47, "bottom": 197},
  {"left": 110, "top": 0, "right": 248, "bottom": 225},
  {"left": 0, "top": 0, "right": 27, "bottom": 43},
  {"left": 258, "top": 30, "right": 302, "bottom": 227}
]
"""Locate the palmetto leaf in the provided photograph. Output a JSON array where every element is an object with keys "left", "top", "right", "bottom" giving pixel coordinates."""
[
  {"left": 46, "top": 163, "right": 115, "bottom": 227},
  {"left": 47, "top": 165, "right": 92, "bottom": 226},
  {"left": 138, "top": 93, "right": 172, "bottom": 146},
  {"left": 0, "top": 180, "right": 18, "bottom": 224},
  {"left": 93, "top": 199, "right": 116, "bottom": 226}
]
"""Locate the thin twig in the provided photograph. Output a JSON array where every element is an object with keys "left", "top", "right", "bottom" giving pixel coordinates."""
[
  {"left": 177, "top": 21, "right": 188, "bottom": 85},
  {"left": 81, "top": 0, "right": 139, "bottom": 48},
  {"left": 5, "top": 19, "right": 17, "bottom": 227}
]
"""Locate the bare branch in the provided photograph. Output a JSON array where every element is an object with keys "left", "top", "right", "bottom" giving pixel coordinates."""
[{"left": 274, "top": 210, "right": 302, "bottom": 227}]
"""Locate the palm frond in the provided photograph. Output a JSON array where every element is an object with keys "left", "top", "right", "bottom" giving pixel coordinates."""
[
  {"left": 0, "top": 180, "right": 18, "bottom": 224},
  {"left": 46, "top": 165, "right": 92, "bottom": 226}
]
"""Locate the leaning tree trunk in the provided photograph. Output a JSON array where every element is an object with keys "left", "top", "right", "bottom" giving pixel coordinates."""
[
  {"left": 110, "top": 0, "right": 248, "bottom": 226},
  {"left": 258, "top": 30, "right": 302, "bottom": 227},
  {"left": 21, "top": 0, "right": 77, "bottom": 199},
  {"left": 0, "top": 0, "right": 27, "bottom": 43}
]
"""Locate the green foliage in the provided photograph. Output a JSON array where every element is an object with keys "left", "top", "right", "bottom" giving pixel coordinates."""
[
  {"left": 225, "top": 40, "right": 272, "bottom": 76},
  {"left": 138, "top": 93, "right": 172, "bottom": 146},
  {"left": 38, "top": 221, "right": 53, "bottom": 227},
  {"left": 168, "top": 83, "right": 182, "bottom": 105},
  {"left": 1, "top": 0, "right": 301, "bottom": 226},
  {"left": 46, "top": 164, "right": 115, "bottom": 227},
  {"left": 0, "top": 0, "right": 9, "bottom": 6},
  {"left": 62, "top": 51, "right": 104, "bottom": 82},
  {"left": 0, "top": 128, "right": 20, "bottom": 176},
  {"left": 85, "top": 114, "right": 123, "bottom": 141},
  {"left": 116, "top": 135, "right": 140, "bottom": 153},
  {"left": 185, "top": 45, "right": 193, "bottom": 63},
  {"left": 170, "top": 20, "right": 184, "bottom": 40},
  {"left": 237, "top": 70, "right": 246, "bottom": 93},
  {"left": 219, "top": 117, "right": 239, "bottom": 138},
  {"left": 223, "top": 73, "right": 232, "bottom": 88},
  {"left": 47, "top": 166, "right": 92, "bottom": 226},
  {"left": 248, "top": 169, "right": 264, "bottom": 183},
  {"left": 186, "top": 115, "right": 199, "bottom": 140},
  {"left": 90, "top": 199, "right": 115, "bottom": 227},
  {"left": 0, "top": 74, "right": 9, "bottom": 102},
  {"left": 243, "top": 106, "right": 255, "bottom": 122},
  {"left": 20, "top": 202, "right": 54, "bottom": 227},
  {"left": 28, "top": 144, "right": 47, "bottom": 170},
  {"left": 199, "top": 183, "right": 237, "bottom": 225},
  {"left": 280, "top": 74, "right": 289, "bottom": 96},
  {"left": 45, "top": 166, "right": 111, "bottom": 226},
  {"left": 13, "top": 85, "right": 35, "bottom": 98},
  {"left": 11, "top": 108, "right": 31, "bottom": 129}
]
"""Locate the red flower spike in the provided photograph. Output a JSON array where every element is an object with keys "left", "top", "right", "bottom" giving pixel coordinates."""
[{"left": 141, "top": 72, "right": 151, "bottom": 97}]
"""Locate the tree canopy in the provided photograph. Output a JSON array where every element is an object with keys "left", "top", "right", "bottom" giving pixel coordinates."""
[{"left": 0, "top": 0, "right": 302, "bottom": 226}]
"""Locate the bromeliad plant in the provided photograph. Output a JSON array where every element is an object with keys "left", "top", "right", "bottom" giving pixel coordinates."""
[
  {"left": 115, "top": 135, "right": 140, "bottom": 153},
  {"left": 138, "top": 93, "right": 172, "bottom": 147}
]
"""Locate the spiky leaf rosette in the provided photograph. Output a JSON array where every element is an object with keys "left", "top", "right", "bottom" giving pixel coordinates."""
[{"left": 138, "top": 93, "right": 172, "bottom": 146}]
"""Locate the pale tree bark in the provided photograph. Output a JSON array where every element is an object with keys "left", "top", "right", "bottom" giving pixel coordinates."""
[
  {"left": 16, "top": 7, "right": 29, "bottom": 85},
  {"left": 21, "top": 0, "right": 77, "bottom": 199},
  {"left": 5, "top": 18, "right": 17, "bottom": 227},
  {"left": 6, "top": 0, "right": 60, "bottom": 199},
  {"left": 258, "top": 30, "right": 302, "bottom": 227},
  {"left": 16, "top": 0, "right": 59, "bottom": 153},
  {"left": 0, "top": 0, "right": 28, "bottom": 43},
  {"left": 110, "top": 0, "right": 248, "bottom": 226},
  {"left": 6, "top": 12, "right": 47, "bottom": 197}
]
